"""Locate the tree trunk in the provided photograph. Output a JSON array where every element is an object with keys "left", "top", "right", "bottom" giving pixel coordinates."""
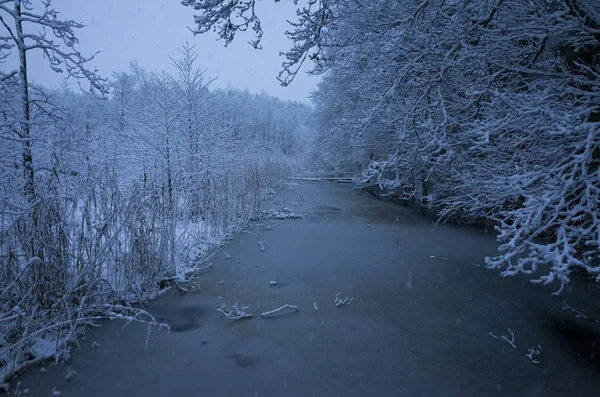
[{"left": 14, "top": 0, "right": 35, "bottom": 204}]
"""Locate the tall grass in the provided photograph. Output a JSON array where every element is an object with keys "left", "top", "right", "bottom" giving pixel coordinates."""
[{"left": 0, "top": 156, "right": 290, "bottom": 386}]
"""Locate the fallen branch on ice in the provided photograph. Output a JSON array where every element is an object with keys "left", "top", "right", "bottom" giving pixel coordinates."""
[
  {"left": 261, "top": 304, "right": 299, "bottom": 317},
  {"left": 335, "top": 292, "right": 357, "bottom": 307},
  {"left": 242, "top": 231, "right": 265, "bottom": 251},
  {"left": 488, "top": 328, "right": 517, "bottom": 349},
  {"left": 217, "top": 297, "right": 253, "bottom": 321},
  {"left": 295, "top": 177, "right": 353, "bottom": 184},
  {"left": 562, "top": 302, "right": 588, "bottom": 319},
  {"left": 526, "top": 344, "right": 542, "bottom": 364},
  {"left": 194, "top": 262, "right": 213, "bottom": 272},
  {"left": 175, "top": 281, "right": 198, "bottom": 294}
]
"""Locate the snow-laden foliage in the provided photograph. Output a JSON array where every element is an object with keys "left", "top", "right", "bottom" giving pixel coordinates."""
[
  {"left": 0, "top": 1, "right": 312, "bottom": 382},
  {"left": 309, "top": 0, "right": 599, "bottom": 292},
  {"left": 183, "top": 0, "right": 600, "bottom": 291}
]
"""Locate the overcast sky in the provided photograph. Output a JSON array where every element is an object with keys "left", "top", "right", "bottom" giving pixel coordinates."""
[{"left": 25, "top": 0, "right": 319, "bottom": 103}]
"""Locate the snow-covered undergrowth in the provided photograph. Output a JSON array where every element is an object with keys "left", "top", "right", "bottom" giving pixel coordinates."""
[{"left": 0, "top": 158, "right": 291, "bottom": 386}]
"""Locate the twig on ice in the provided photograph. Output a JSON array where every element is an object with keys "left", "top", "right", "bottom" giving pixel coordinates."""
[
  {"left": 242, "top": 231, "right": 265, "bottom": 251},
  {"left": 334, "top": 292, "right": 357, "bottom": 307},
  {"left": 175, "top": 282, "right": 189, "bottom": 294},
  {"left": 489, "top": 328, "right": 517, "bottom": 349},
  {"left": 195, "top": 262, "right": 213, "bottom": 272},
  {"left": 217, "top": 297, "right": 253, "bottom": 321},
  {"left": 261, "top": 304, "right": 299, "bottom": 317},
  {"left": 501, "top": 329, "right": 517, "bottom": 349},
  {"left": 562, "top": 302, "right": 588, "bottom": 319},
  {"left": 526, "top": 344, "right": 542, "bottom": 364},
  {"left": 157, "top": 286, "right": 172, "bottom": 296},
  {"left": 193, "top": 242, "right": 230, "bottom": 259},
  {"left": 65, "top": 368, "right": 77, "bottom": 381}
]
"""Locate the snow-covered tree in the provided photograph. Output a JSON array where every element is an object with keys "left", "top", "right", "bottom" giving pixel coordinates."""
[{"left": 0, "top": 0, "right": 107, "bottom": 204}]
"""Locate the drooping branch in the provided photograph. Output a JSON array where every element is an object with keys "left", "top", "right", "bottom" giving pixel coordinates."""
[
  {"left": 1, "top": 0, "right": 108, "bottom": 95},
  {"left": 277, "top": 0, "right": 333, "bottom": 86},
  {"left": 182, "top": 0, "right": 334, "bottom": 86},
  {"left": 182, "top": 0, "right": 264, "bottom": 48}
]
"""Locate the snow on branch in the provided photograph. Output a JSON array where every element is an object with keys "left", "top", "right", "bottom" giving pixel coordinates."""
[
  {"left": 254, "top": 207, "right": 304, "bottom": 220},
  {"left": 182, "top": 0, "right": 264, "bottom": 49}
]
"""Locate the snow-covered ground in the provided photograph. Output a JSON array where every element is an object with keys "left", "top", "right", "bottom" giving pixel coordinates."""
[{"left": 11, "top": 181, "right": 600, "bottom": 396}]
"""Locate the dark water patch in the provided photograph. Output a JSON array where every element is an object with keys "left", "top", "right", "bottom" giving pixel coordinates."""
[
  {"left": 228, "top": 353, "right": 259, "bottom": 368},
  {"left": 551, "top": 314, "right": 600, "bottom": 368},
  {"left": 155, "top": 316, "right": 200, "bottom": 333},
  {"left": 309, "top": 210, "right": 344, "bottom": 218},
  {"left": 177, "top": 305, "right": 207, "bottom": 319},
  {"left": 348, "top": 204, "right": 416, "bottom": 224},
  {"left": 169, "top": 322, "right": 200, "bottom": 332},
  {"left": 314, "top": 205, "right": 342, "bottom": 212},
  {"left": 307, "top": 205, "right": 346, "bottom": 220},
  {"left": 153, "top": 305, "right": 207, "bottom": 332}
]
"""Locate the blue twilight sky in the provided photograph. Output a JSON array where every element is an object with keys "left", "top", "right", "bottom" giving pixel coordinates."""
[{"left": 24, "top": 0, "right": 319, "bottom": 103}]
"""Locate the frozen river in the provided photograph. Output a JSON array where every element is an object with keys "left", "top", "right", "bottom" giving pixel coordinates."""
[{"left": 17, "top": 181, "right": 600, "bottom": 396}]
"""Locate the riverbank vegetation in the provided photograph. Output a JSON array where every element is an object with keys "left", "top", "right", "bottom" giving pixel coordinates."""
[{"left": 0, "top": 1, "right": 311, "bottom": 383}]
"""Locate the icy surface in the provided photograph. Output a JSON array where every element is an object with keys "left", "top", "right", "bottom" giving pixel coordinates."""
[{"left": 14, "top": 181, "right": 600, "bottom": 396}]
